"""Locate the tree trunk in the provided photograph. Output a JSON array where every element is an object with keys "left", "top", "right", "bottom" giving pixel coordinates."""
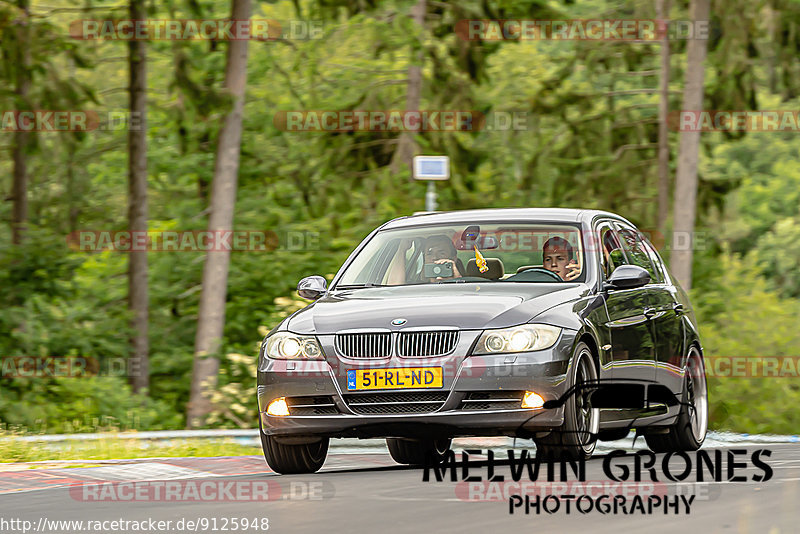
[
  {"left": 670, "top": 0, "right": 710, "bottom": 291},
  {"left": 186, "top": 0, "right": 252, "bottom": 428},
  {"left": 11, "top": 0, "right": 31, "bottom": 245},
  {"left": 390, "top": 0, "right": 426, "bottom": 175},
  {"left": 656, "top": 0, "right": 671, "bottom": 235},
  {"left": 128, "top": 0, "right": 149, "bottom": 393}
]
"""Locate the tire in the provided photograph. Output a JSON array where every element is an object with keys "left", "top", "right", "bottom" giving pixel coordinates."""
[
  {"left": 386, "top": 437, "right": 452, "bottom": 465},
  {"left": 645, "top": 346, "right": 708, "bottom": 452},
  {"left": 535, "top": 341, "right": 599, "bottom": 461},
  {"left": 259, "top": 422, "right": 329, "bottom": 474}
]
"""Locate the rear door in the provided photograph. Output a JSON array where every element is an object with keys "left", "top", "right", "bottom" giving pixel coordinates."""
[{"left": 637, "top": 233, "right": 685, "bottom": 395}]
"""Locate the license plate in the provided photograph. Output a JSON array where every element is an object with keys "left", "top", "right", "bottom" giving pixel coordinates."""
[{"left": 346, "top": 367, "right": 443, "bottom": 390}]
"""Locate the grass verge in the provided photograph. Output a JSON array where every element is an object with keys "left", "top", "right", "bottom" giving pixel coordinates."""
[{"left": 0, "top": 436, "right": 262, "bottom": 464}]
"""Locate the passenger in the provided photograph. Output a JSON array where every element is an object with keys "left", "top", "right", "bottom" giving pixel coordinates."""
[
  {"left": 385, "top": 234, "right": 463, "bottom": 284},
  {"left": 543, "top": 237, "right": 581, "bottom": 281},
  {"left": 422, "top": 235, "right": 463, "bottom": 282}
]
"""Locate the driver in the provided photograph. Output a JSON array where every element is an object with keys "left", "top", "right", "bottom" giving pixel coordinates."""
[{"left": 543, "top": 237, "right": 581, "bottom": 281}]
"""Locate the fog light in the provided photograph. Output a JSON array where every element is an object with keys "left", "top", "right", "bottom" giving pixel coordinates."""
[
  {"left": 267, "top": 397, "right": 290, "bottom": 416},
  {"left": 521, "top": 391, "right": 544, "bottom": 409}
]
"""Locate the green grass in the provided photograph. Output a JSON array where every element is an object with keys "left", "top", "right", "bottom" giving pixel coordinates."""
[{"left": 0, "top": 436, "right": 262, "bottom": 464}]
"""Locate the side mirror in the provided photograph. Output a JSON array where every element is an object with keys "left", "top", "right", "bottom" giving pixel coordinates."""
[
  {"left": 605, "top": 264, "right": 650, "bottom": 290},
  {"left": 297, "top": 275, "right": 327, "bottom": 300}
]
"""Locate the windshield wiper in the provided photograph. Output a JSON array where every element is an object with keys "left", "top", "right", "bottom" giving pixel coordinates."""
[{"left": 334, "top": 283, "right": 387, "bottom": 289}]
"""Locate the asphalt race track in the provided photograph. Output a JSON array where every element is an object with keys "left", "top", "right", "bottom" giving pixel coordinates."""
[{"left": 1, "top": 440, "right": 798, "bottom": 533}]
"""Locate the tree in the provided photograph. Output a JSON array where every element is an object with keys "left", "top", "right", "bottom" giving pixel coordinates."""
[
  {"left": 670, "top": 0, "right": 710, "bottom": 290},
  {"left": 11, "top": 0, "right": 30, "bottom": 244},
  {"left": 656, "top": 0, "right": 671, "bottom": 235},
  {"left": 390, "top": 0, "right": 426, "bottom": 175},
  {"left": 187, "top": 0, "right": 252, "bottom": 428},
  {"left": 127, "top": 0, "right": 149, "bottom": 394}
]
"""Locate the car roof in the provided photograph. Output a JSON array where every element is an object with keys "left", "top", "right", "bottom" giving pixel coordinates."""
[{"left": 380, "top": 208, "right": 632, "bottom": 230}]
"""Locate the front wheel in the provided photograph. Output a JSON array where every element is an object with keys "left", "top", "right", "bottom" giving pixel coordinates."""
[
  {"left": 260, "top": 422, "right": 329, "bottom": 474},
  {"left": 645, "top": 346, "right": 708, "bottom": 452},
  {"left": 535, "top": 341, "right": 599, "bottom": 461},
  {"left": 386, "top": 438, "right": 452, "bottom": 465}
]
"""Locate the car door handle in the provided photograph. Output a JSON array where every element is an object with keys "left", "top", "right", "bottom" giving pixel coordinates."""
[
  {"left": 672, "top": 303, "right": 684, "bottom": 314},
  {"left": 643, "top": 307, "right": 657, "bottom": 319}
]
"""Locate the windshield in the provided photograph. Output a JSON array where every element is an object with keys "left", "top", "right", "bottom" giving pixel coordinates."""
[{"left": 336, "top": 222, "right": 586, "bottom": 287}]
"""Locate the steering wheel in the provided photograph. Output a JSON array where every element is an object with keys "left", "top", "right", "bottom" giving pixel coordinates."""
[{"left": 512, "top": 266, "right": 563, "bottom": 282}]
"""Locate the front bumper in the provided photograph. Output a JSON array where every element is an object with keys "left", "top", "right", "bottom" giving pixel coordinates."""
[{"left": 257, "top": 330, "right": 578, "bottom": 440}]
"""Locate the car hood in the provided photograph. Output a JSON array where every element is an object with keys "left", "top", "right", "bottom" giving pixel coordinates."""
[{"left": 285, "top": 283, "right": 589, "bottom": 333}]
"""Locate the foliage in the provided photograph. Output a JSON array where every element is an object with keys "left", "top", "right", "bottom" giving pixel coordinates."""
[
  {"left": 754, "top": 216, "right": 800, "bottom": 299},
  {"left": 693, "top": 251, "right": 800, "bottom": 434}
]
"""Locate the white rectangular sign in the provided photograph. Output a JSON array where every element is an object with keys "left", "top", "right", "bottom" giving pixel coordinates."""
[{"left": 413, "top": 155, "right": 450, "bottom": 181}]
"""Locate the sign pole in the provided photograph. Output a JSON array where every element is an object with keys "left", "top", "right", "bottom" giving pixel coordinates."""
[
  {"left": 425, "top": 181, "right": 437, "bottom": 212},
  {"left": 413, "top": 155, "right": 449, "bottom": 213}
]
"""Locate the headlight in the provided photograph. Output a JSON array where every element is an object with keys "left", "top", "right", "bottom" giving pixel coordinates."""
[
  {"left": 265, "top": 332, "right": 324, "bottom": 360},
  {"left": 473, "top": 324, "right": 561, "bottom": 355}
]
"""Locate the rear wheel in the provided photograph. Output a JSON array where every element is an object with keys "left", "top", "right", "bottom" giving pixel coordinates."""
[
  {"left": 386, "top": 438, "right": 452, "bottom": 465},
  {"left": 645, "top": 346, "right": 707, "bottom": 452},
  {"left": 260, "top": 422, "right": 329, "bottom": 474},
  {"left": 535, "top": 341, "right": 599, "bottom": 461}
]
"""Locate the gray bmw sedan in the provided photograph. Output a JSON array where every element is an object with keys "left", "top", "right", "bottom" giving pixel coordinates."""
[{"left": 257, "top": 208, "right": 708, "bottom": 473}]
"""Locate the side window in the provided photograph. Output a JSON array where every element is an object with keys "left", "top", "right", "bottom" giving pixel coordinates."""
[
  {"left": 639, "top": 236, "right": 667, "bottom": 284},
  {"left": 597, "top": 223, "right": 627, "bottom": 279},
  {"left": 615, "top": 225, "right": 659, "bottom": 283}
]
